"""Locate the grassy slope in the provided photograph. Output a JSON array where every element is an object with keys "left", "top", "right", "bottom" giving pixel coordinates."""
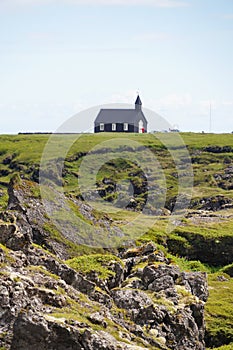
[
  {"left": 205, "top": 273, "right": 233, "bottom": 348},
  {"left": 0, "top": 132, "right": 233, "bottom": 348}
]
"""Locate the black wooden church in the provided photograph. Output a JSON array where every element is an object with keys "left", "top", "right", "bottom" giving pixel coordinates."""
[{"left": 94, "top": 95, "right": 148, "bottom": 133}]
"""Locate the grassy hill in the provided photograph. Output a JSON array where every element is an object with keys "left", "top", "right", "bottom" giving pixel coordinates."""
[{"left": 0, "top": 132, "right": 233, "bottom": 349}]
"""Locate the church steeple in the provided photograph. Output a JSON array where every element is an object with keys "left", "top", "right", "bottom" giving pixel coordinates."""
[{"left": 135, "top": 95, "right": 142, "bottom": 110}]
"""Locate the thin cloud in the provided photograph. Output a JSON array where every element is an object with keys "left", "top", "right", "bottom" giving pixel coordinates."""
[
  {"left": 0, "top": 0, "right": 190, "bottom": 8},
  {"left": 223, "top": 14, "right": 233, "bottom": 19}
]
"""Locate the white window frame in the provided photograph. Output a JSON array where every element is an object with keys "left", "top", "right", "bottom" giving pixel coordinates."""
[
  {"left": 100, "top": 123, "right": 104, "bottom": 131},
  {"left": 112, "top": 123, "right": 116, "bottom": 131},
  {"left": 124, "top": 123, "right": 128, "bottom": 131}
]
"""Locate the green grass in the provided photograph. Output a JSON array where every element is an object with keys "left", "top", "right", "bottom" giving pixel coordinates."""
[
  {"left": 1, "top": 133, "right": 232, "bottom": 262},
  {"left": 206, "top": 344, "right": 233, "bottom": 350},
  {"left": 42, "top": 221, "right": 104, "bottom": 257},
  {"left": 171, "top": 218, "right": 233, "bottom": 239},
  {"left": 1, "top": 132, "right": 233, "bottom": 209},
  {"left": 0, "top": 189, "right": 8, "bottom": 209},
  {"left": 66, "top": 254, "right": 123, "bottom": 279},
  {"left": 0, "top": 243, "right": 16, "bottom": 263},
  {"left": 164, "top": 218, "right": 233, "bottom": 266},
  {"left": 205, "top": 273, "right": 233, "bottom": 348},
  {"left": 0, "top": 134, "right": 48, "bottom": 161},
  {"left": 27, "top": 265, "right": 60, "bottom": 280},
  {"left": 220, "top": 263, "right": 233, "bottom": 277},
  {"left": 166, "top": 254, "right": 212, "bottom": 273}
]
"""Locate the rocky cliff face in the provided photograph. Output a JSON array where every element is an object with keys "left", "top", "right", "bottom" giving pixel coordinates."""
[{"left": 0, "top": 178, "right": 208, "bottom": 350}]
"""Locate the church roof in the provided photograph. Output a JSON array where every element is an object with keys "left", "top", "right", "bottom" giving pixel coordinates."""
[
  {"left": 94, "top": 95, "right": 147, "bottom": 125},
  {"left": 95, "top": 109, "right": 145, "bottom": 124}
]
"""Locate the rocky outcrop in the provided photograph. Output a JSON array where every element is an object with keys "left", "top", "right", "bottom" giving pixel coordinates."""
[
  {"left": 191, "top": 195, "right": 233, "bottom": 211},
  {"left": 214, "top": 166, "right": 233, "bottom": 191},
  {"left": 0, "top": 238, "right": 208, "bottom": 349},
  {"left": 203, "top": 146, "right": 233, "bottom": 153},
  {"left": 0, "top": 178, "right": 209, "bottom": 349},
  {"left": 0, "top": 211, "right": 32, "bottom": 251},
  {"left": 11, "top": 313, "right": 149, "bottom": 350}
]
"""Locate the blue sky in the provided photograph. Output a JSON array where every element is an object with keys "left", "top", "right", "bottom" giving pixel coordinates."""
[{"left": 1, "top": 0, "right": 233, "bottom": 133}]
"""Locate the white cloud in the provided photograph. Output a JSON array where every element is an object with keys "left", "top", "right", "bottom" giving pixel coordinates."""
[{"left": 0, "top": 0, "right": 190, "bottom": 8}]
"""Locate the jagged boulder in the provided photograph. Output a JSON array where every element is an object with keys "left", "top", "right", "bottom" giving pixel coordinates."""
[
  {"left": 0, "top": 211, "right": 32, "bottom": 250},
  {"left": 191, "top": 195, "right": 232, "bottom": 211},
  {"left": 179, "top": 272, "right": 208, "bottom": 302},
  {"left": 111, "top": 288, "right": 152, "bottom": 310},
  {"left": 107, "top": 261, "right": 125, "bottom": 289},
  {"left": 142, "top": 264, "right": 180, "bottom": 287}
]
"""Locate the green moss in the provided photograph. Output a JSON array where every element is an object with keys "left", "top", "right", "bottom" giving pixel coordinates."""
[
  {"left": 42, "top": 221, "right": 104, "bottom": 258},
  {"left": 10, "top": 173, "right": 21, "bottom": 185},
  {"left": 0, "top": 267, "right": 10, "bottom": 276},
  {"left": 32, "top": 243, "right": 60, "bottom": 260},
  {"left": 166, "top": 254, "right": 211, "bottom": 273},
  {"left": 47, "top": 290, "right": 100, "bottom": 325},
  {"left": 0, "top": 243, "right": 10, "bottom": 253},
  {"left": 27, "top": 265, "right": 60, "bottom": 280},
  {"left": 43, "top": 222, "right": 63, "bottom": 242},
  {"left": 12, "top": 276, "right": 21, "bottom": 283},
  {"left": 175, "top": 219, "right": 233, "bottom": 239},
  {"left": 0, "top": 332, "right": 7, "bottom": 339},
  {"left": 50, "top": 302, "right": 155, "bottom": 348},
  {"left": 146, "top": 290, "right": 176, "bottom": 314},
  {"left": 206, "top": 344, "right": 233, "bottom": 350},
  {"left": 175, "top": 285, "right": 200, "bottom": 306},
  {"left": 205, "top": 273, "right": 233, "bottom": 347},
  {"left": 0, "top": 243, "right": 15, "bottom": 263},
  {"left": 166, "top": 221, "right": 233, "bottom": 266},
  {"left": 0, "top": 190, "right": 8, "bottom": 210},
  {"left": 66, "top": 254, "right": 123, "bottom": 279},
  {"left": 30, "top": 185, "right": 41, "bottom": 198}
]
